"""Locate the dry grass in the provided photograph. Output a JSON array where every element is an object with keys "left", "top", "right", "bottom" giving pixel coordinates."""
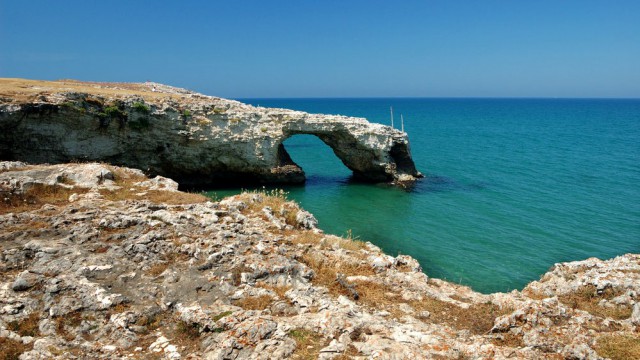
[
  {"left": 146, "top": 262, "right": 169, "bottom": 277},
  {"left": 55, "top": 311, "right": 83, "bottom": 341},
  {"left": 135, "top": 312, "right": 166, "bottom": 332},
  {"left": 354, "top": 280, "right": 404, "bottom": 316},
  {"left": 0, "top": 78, "right": 183, "bottom": 104},
  {"left": 289, "top": 230, "right": 367, "bottom": 254},
  {"left": 170, "top": 318, "right": 203, "bottom": 354},
  {"left": 105, "top": 303, "right": 131, "bottom": 318},
  {"left": 289, "top": 329, "right": 329, "bottom": 360},
  {"left": 233, "top": 295, "right": 273, "bottom": 310},
  {"left": 300, "top": 252, "right": 376, "bottom": 300},
  {"left": 491, "top": 332, "right": 525, "bottom": 348},
  {"left": 98, "top": 167, "right": 207, "bottom": 205},
  {"left": 2, "top": 220, "right": 50, "bottom": 233},
  {"left": 231, "top": 265, "right": 253, "bottom": 286},
  {"left": 0, "top": 165, "right": 35, "bottom": 174},
  {"left": 144, "top": 190, "right": 208, "bottom": 205},
  {"left": 256, "top": 283, "right": 292, "bottom": 300},
  {"left": 333, "top": 345, "right": 360, "bottom": 359},
  {"left": 0, "top": 337, "right": 32, "bottom": 360},
  {"left": 176, "top": 320, "right": 200, "bottom": 340},
  {"left": 324, "top": 235, "right": 368, "bottom": 253},
  {"left": 240, "top": 189, "right": 299, "bottom": 227},
  {"left": 522, "top": 288, "right": 549, "bottom": 300},
  {"left": 94, "top": 245, "right": 110, "bottom": 253},
  {"left": 0, "top": 183, "right": 87, "bottom": 214},
  {"left": 413, "top": 299, "right": 511, "bottom": 334},
  {"left": 595, "top": 334, "right": 640, "bottom": 360},
  {"left": 558, "top": 285, "right": 633, "bottom": 320},
  {"left": 289, "top": 230, "right": 323, "bottom": 245},
  {"left": 242, "top": 189, "right": 288, "bottom": 211},
  {"left": 311, "top": 271, "right": 511, "bottom": 335},
  {"left": 7, "top": 312, "right": 40, "bottom": 337}
]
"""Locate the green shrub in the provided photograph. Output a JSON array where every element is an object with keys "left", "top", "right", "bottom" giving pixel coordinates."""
[
  {"left": 132, "top": 102, "right": 151, "bottom": 114},
  {"left": 60, "top": 102, "right": 86, "bottom": 113},
  {"left": 104, "top": 106, "right": 127, "bottom": 119}
]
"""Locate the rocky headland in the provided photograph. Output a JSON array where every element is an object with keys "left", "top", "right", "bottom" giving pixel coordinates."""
[
  {"left": 1, "top": 162, "right": 639, "bottom": 359},
  {"left": 0, "top": 79, "right": 421, "bottom": 187}
]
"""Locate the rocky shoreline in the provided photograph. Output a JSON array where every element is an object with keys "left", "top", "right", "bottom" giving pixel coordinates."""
[
  {"left": 1, "top": 162, "right": 638, "bottom": 359},
  {"left": 0, "top": 79, "right": 421, "bottom": 187}
]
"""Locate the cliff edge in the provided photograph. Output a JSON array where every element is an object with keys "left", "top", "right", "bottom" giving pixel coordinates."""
[{"left": 0, "top": 78, "right": 422, "bottom": 187}]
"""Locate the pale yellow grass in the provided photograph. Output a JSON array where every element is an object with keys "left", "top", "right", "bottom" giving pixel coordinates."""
[{"left": 0, "top": 78, "right": 182, "bottom": 104}]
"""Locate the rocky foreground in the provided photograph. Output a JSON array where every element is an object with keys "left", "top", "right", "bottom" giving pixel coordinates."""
[{"left": 1, "top": 162, "right": 638, "bottom": 360}]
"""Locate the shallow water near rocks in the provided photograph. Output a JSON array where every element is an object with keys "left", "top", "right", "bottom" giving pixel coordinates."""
[{"left": 209, "top": 98, "right": 640, "bottom": 294}]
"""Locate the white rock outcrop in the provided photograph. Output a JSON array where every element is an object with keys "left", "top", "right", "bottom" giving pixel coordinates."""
[
  {"left": 0, "top": 80, "right": 422, "bottom": 187},
  {"left": 0, "top": 163, "right": 638, "bottom": 359}
]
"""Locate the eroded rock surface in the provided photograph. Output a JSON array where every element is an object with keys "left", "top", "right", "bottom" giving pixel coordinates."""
[
  {"left": 1, "top": 163, "right": 638, "bottom": 359},
  {"left": 0, "top": 79, "right": 422, "bottom": 186}
]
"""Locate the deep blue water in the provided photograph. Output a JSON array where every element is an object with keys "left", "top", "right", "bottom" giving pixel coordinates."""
[{"left": 212, "top": 98, "right": 640, "bottom": 293}]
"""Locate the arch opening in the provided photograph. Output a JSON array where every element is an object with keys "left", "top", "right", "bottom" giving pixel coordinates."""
[
  {"left": 389, "top": 142, "right": 419, "bottom": 176},
  {"left": 279, "top": 134, "right": 353, "bottom": 185}
]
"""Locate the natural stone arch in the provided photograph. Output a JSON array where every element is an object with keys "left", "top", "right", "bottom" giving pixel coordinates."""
[
  {"left": 0, "top": 80, "right": 422, "bottom": 187},
  {"left": 273, "top": 133, "right": 359, "bottom": 184},
  {"left": 268, "top": 119, "right": 421, "bottom": 184}
]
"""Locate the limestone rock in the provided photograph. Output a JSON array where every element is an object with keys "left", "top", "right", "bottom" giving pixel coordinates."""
[
  {"left": 0, "top": 79, "right": 422, "bottom": 187},
  {"left": 0, "top": 163, "right": 637, "bottom": 359}
]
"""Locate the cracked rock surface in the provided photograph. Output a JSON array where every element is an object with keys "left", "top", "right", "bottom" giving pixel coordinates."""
[{"left": 1, "top": 162, "right": 638, "bottom": 359}]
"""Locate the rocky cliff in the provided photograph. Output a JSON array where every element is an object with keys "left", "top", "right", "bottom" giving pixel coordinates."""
[
  {"left": 0, "top": 79, "right": 422, "bottom": 187},
  {"left": 1, "top": 162, "right": 638, "bottom": 359}
]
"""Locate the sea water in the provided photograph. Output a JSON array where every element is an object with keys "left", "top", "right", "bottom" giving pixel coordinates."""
[{"left": 211, "top": 98, "right": 640, "bottom": 293}]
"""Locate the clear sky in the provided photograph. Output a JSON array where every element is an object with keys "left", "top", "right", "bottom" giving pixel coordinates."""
[{"left": 1, "top": 0, "right": 639, "bottom": 98}]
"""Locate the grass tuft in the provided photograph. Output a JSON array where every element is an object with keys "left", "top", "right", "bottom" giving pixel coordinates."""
[
  {"left": 240, "top": 189, "right": 299, "bottom": 227},
  {"left": 0, "top": 183, "right": 87, "bottom": 214},
  {"left": 289, "top": 329, "right": 328, "bottom": 360},
  {"left": 211, "top": 311, "right": 233, "bottom": 322},
  {"left": 132, "top": 101, "right": 151, "bottom": 114},
  {"left": 146, "top": 262, "right": 169, "bottom": 277},
  {"left": 233, "top": 295, "right": 273, "bottom": 310},
  {"left": 256, "top": 283, "right": 292, "bottom": 300},
  {"left": 0, "top": 337, "right": 32, "bottom": 360},
  {"left": 7, "top": 312, "right": 40, "bottom": 337},
  {"left": 99, "top": 167, "right": 208, "bottom": 204},
  {"left": 596, "top": 334, "right": 640, "bottom": 360},
  {"left": 55, "top": 311, "right": 83, "bottom": 341},
  {"left": 491, "top": 332, "right": 525, "bottom": 348},
  {"left": 558, "top": 285, "right": 632, "bottom": 320},
  {"left": 176, "top": 320, "right": 200, "bottom": 340}
]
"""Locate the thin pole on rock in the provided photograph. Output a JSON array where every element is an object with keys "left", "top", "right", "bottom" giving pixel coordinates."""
[
  {"left": 390, "top": 106, "right": 394, "bottom": 129},
  {"left": 401, "top": 114, "right": 404, "bottom": 132}
]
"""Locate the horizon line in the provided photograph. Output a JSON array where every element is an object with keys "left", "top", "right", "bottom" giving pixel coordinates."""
[{"left": 233, "top": 96, "right": 640, "bottom": 100}]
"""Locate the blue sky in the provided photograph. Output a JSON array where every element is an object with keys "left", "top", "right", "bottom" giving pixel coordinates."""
[{"left": 1, "top": 1, "right": 639, "bottom": 98}]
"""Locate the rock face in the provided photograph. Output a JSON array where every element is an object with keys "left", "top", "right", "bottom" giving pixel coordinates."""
[
  {"left": 1, "top": 162, "right": 638, "bottom": 359},
  {"left": 0, "top": 79, "right": 422, "bottom": 187}
]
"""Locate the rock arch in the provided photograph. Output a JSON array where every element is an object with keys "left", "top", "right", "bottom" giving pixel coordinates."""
[
  {"left": 0, "top": 80, "right": 422, "bottom": 187},
  {"left": 267, "top": 117, "right": 422, "bottom": 184}
]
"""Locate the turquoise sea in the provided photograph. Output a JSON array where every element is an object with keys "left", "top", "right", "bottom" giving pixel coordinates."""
[{"left": 212, "top": 98, "right": 640, "bottom": 294}]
